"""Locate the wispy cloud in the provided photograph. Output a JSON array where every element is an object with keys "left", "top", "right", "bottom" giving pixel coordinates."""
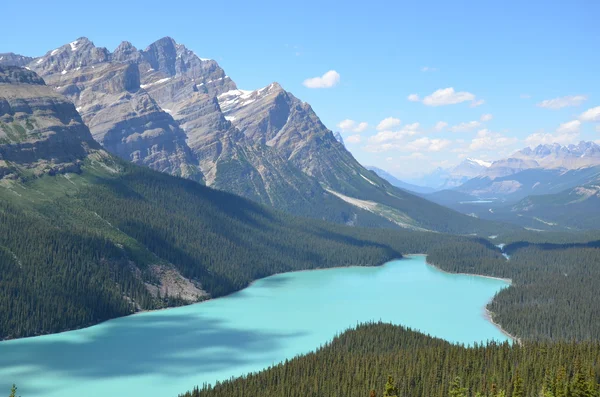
[
  {"left": 480, "top": 113, "right": 493, "bottom": 122},
  {"left": 346, "top": 134, "right": 362, "bottom": 144},
  {"left": 434, "top": 121, "right": 448, "bottom": 131},
  {"left": 469, "top": 129, "right": 518, "bottom": 151},
  {"left": 450, "top": 121, "right": 481, "bottom": 132},
  {"left": 376, "top": 117, "right": 401, "bottom": 131},
  {"left": 408, "top": 87, "right": 483, "bottom": 107},
  {"left": 303, "top": 70, "right": 340, "bottom": 88},
  {"left": 337, "top": 119, "right": 369, "bottom": 133},
  {"left": 525, "top": 120, "right": 581, "bottom": 147},
  {"left": 580, "top": 106, "right": 600, "bottom": 122},
  {"left": 537, "top": 95, "right": 587, "bottom": 109},
  {"left": 421, "top": 66, "right": 438, "bottom": 72}
]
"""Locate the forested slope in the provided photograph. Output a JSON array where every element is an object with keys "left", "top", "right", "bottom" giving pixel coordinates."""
[
  {"left": 430, "top": 238, "right": 600, "bottom": 341},
  {"left": 179, "top": 322, "right": 600, "bottom": 397}
]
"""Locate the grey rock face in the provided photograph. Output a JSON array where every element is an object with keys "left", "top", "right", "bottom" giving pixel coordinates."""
[
  {"left": 0, "top": 66, "right": 101, "bottom": 178},
  {"left": 27, "top": 38, "right": 203, "bottom": 182},
  {"left": 0, "top": 53, "right": 33, "bottom": 67}
]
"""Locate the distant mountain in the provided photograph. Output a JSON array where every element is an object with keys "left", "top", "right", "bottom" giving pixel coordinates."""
[
  {"left": 407, "top": 158, "right": 491, "bottom": 190},
  {"left": 0, "top": 53, "right": 33, "bottom": 67},
  {"left": 483, "top": 142, "right": 600, "bottom": 179},
  {"left": 454, "top": 143, "right": 600, "bottom": 201},
  {"left": 366, "top": 166, "right": 435, "bottom": 194},
  {"left": 333, "top": 131, "right": 344, "bottom": 145},
  {"left": 456, "top": 166, "right": 600, "bottom": 201}
]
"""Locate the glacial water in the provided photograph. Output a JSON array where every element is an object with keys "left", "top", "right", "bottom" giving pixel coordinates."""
[{"left": 0, "top": 256, "right": 510, "bottom": 397}]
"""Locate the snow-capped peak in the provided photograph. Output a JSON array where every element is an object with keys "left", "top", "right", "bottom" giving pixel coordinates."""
[{"left": 466, "top": 158, "right": 492, "bottom": 167}]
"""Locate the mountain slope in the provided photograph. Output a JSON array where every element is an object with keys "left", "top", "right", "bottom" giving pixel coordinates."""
[
  {"left": 499, "top": 183, "right": 600, "bottom": 229},
  {"left": 0, "top": 66, "right": 102, "bottom": 177},
  {"left": 217, "top": 80, "right": 509, "bottom": 233}
]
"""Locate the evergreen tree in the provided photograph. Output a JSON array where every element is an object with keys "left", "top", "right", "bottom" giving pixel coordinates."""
[
  {"left": 449, "top": 377, "right": 468, "bottom": 397},
  {"left": 512, "top": 372, "right": 524, "bottom": 397},
  {"left": 383, "top": 376, "right": 398, "bottom": 397}
]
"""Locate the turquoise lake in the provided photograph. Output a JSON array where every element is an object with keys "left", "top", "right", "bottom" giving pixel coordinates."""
[{"left": 0, "top": 256, "right": 510, "bottom": 397}]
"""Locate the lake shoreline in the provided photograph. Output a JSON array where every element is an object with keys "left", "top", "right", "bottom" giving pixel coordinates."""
[
  {"left": 423, "top": 258, "right": 517, "bottom": 343},
  {"left": 0, "top": 259, "right": 395, "bottom": 342},
  {"left": 1, "top": 254, "right": 514, "bottom": 344}
]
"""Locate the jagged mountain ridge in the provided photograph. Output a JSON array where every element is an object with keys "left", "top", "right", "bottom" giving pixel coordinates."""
[
  {"left": 4, "top": 37, "right": 510, "bottom": 233},
  {"left": 484, "top": 142, "right": 600, "bottom": 179},
  {"left": 454, "top": 142, "right": 600, "bottom": 200}
]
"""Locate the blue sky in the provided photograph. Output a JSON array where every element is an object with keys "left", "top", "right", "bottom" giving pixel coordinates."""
[{"left": 3, "top": 0, "right": 599, "bottom": 178}]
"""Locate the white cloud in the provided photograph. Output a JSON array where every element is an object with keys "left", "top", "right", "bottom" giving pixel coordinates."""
[
  {"left": 346, "top": 134, "right": 361, "bottom": 144},
  {"left": 368, "top": 127, "right": 420, "bottom": 144},
  {"left": 524, "top": 120, "right": 581, "bottom": 147},
  {"left": 470, "top": 99, "right": 485, "bottom": 108},
  {"left": 480, "top": 113, "right": 493, "bottom": 122},
  {"left": 520, "top": 94, "right": 532, "bottom": 99},
  {"left": 450, "top": 121, "right": 481, "bottom": 132},
  {"left": 337, "top": 119, "right": 368, "bottom": 133},
  {"left": 596, "top": 125, "right": 600, "bottom": 133},
  {"left": 434, "top": 121, "right": 448, "bottom": 131},
  {"left": 354, "top": 122, "right": 368, "bottom": 133},
  {"left": 303, "top": 70, "right": 340, "bottom": 88},
  {"left": 377, "top": 117, "right": 401, "bottom": 131},
  {"left": 420, "top": 87, "right": 480, "bottom": 107},
  {"left": 580, "top": 106, "right": 600, "bottom": 122},
  {"left": 537, "top": 95, "right": 587, "bottom": 110},
  {"left": 421, "top": 66, "right": 438, "bottom": 72},
  {"left": 364, "top": 123, "right": 422, "bottom": 152},
  {"left": 407, "top": 94, "right": 420, "bottom": 102},
  {"left": 556, "top": 120, "right": 581, "bottom": 134},
  {"left": 406, "top": 137, "right": 451, "bottom": 152},
  {"left": 469, "top": 129, "right": 518, "bottom": 151}
]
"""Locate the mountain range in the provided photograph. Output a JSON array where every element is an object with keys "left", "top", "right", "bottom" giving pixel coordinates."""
[
  {"left": 404, "top": 158, "right": 492, "bottom": 191},
  {"left": 0, "top": 36, "right": 504, "bottom": 234},
  {"left": 370, "top": 142, "right": 600, "bottom": 230}
]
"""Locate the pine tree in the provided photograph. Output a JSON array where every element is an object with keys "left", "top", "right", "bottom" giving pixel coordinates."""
[
  {"left": 9, "top": 384, "right": 18, "bottom": 397},
  {"left": 555, "top": 367, "right": 568, "bottom": 397},
  {"left": 541, "top": 372, "right": 555, "bottom": 397},
  {"left": 449, "top": 376, "right": 468, "bottom": 397},
  {"left": 512, "top": 371, "right": 524, "bottom": 397},
  {"left": 383, "top": 376, "right": 398, "bottom": 397}
]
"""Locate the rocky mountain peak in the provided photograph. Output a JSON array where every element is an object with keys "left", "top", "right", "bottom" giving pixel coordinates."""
[
  {"left": 31, "top": 37, "right": 109, "bottom": 75},
  {"left": 112, "top": 41, "right": 141, "bottom": 62},
  {"left": 142, "top": 37, "right": 179, "bottom": 75}
]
